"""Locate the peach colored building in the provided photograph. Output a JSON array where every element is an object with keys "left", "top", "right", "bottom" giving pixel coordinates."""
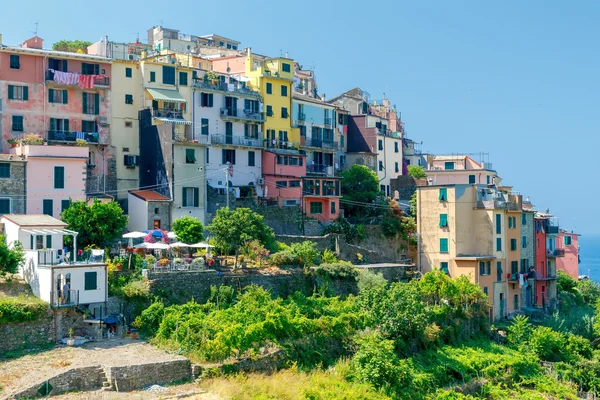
[
  {"left": 0, "top": 36, "right": 113, "bottom": 195},
  {"left": 426, "top": 155, "right": 499, "bottom": 186},
  {"left": 11, "top": 145, "right": 87, "bottom": 218},
  {"left": 556, "top": 230, "right": 580, "bottom": 279}
]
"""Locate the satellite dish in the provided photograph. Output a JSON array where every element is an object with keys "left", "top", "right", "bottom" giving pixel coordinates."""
[
  {"left": 187, "top": 45, "right": 191, "bottom": 50},
  {"left": 226, "top": 67, "right": 231, "bottom": 73}
]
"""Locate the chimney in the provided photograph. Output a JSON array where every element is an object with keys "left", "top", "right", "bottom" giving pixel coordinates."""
[
  {"left": 246, "top": 47, "right": 251, "bottom": 57},
  {"left": 285, "top": 52, "right": 289, "bottom": 58},
  {"left": 0, "top": 34, "right": 2, "bottom": 45},
  {"left": 22, "top": 36, "right": 43, "bottom": 49},
  {"left": 321, "top": 93, "right": 326, "bottom": 101}
]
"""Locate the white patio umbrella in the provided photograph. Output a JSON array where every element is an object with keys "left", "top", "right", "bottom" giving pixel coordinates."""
[
  {"left": 170, "top": 242, "right": 190, "bottom": 248},
  {"left": 167, "top": 231, "right": 177, "bottom": 239},
  {"left": 190, "top": 242, "right": 214, "bottom": 248},
  {"left": 123, "top": 231, "right": 147, "bottom": 247},
  {"left": 146, "top": 242, "right": 171, "bottom": 250},
  {"left": 133, "top": 242, "right": 149, "bottom": 249}
]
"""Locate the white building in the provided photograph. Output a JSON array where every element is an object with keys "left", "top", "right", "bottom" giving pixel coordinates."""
[
  {"left": 1, "top": 214, "right": 107, "bottom": 307},
  {"left": 192, "top": 71, "right": 264, "bottom": 199}
]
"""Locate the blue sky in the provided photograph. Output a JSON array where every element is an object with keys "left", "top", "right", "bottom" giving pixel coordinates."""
[{"left": 2, "top": 0, "right": 598, "bottom": 234}]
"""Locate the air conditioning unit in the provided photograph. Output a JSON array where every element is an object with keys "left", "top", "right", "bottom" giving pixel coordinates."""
[
  {"left": 257, "top": 177, "right": 264, "bottom": 185},
  {"left": 220, "top": 109, "right": 228, "bottom": 116},
  {"left": 98, "top": 116, "right": 108, "bottom": 126}
]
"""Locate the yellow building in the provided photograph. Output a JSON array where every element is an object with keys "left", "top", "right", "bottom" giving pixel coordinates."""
[
  {"left": 417, "top": 184, "right": 524, "bottom": 321},
  {"left": 244, "top": 54, "right": 298, "bottom": 150},
  {"left": 499, "top": 186, "right": 524, "bottom": 313}
]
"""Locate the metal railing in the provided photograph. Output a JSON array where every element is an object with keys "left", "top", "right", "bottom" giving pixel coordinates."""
[
  {"left": 265, "top": 139, "right": 300, "bottom": 153},
  {"left": 51, "top": 289, "right": 79, "bottom": 308},
  {"left": 306, "top": 164, "right": 333, "bottom": 176},
  {"left": 149, "top": 260, "right": 208, "bottom": 273},
  {"left": 153, "top": 108, "right": 185, "bottom": 120},
  {"left": 547, "top": 249, "right": 565, "bottom": 257},
  {"left": 175, "top": 133, "right": 209, "bottom": 144},
  {"left": 323, "top": 117, "right": 332, "bottom": 127},
  {"left": 476, "top": 200, "right": 520, "bottom": 210},
  {"left": 302, "top": 137, "right": 338, "bottom": 150},
  {"left": 220, "top": 108, "right": 265, "bottom": 122},
  {"left": 47, "top": 130, "right": 99, "bottom": 144},
  {"left": 38, "top": 249, "right": 67, "bottom": 266},
  {"left": 193, "top": 79, "right": 261, "bottom": 98},
  {"left": 210, "top": 134, "right": 262, "bottom": 147}
]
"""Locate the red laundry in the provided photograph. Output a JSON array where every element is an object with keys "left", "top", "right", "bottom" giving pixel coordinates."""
[{"left": 78, "top": 75, "right": 95, "bottom": 89}]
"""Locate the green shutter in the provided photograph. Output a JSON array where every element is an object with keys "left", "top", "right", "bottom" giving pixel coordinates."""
[
  {"left": 46, "top": 235, "right": 52, "bottom": 248},
  {"left": 48, "top": 88, "right": 54, "bottom": 103},
  {"left": 22, "top": 86, "right": 28, "bottom": 100},
  {"left": 182, "top": 187, "right": 187, "bottom": 207},
  {"left": 63, "top": 90, "right": 68, "bottom": 104},
  {"left": 63, "top": 60, "right": 68, "bottom": 72},
  {"left": 54, "top": 166, "right": 64, "bottom": 189},
  {"left": 193, "top": 188, "right": 199, "bottom": 207},
  {"left": 61, "top": 199, "right": 71, "bottom": 212},
  {"left": 439, "top": 214, "right": 448, "bottom": 227},
  {"left": 8, "top": 85, "right": 14, "bottom": 100},
  {"left": 82, "top": 93, "right": 87, "bottom": 113},
  {"left": 84, "top": 272, "right": 97, "bottom": 290},
  {"left": 438, "top": 188, "right": 447, "bottom": 201},
  {"left": 49, "top": 118, "right": 56, "bottom": 132},
  {"left": 440, "top": 238, "right": 449, "bottom": 253},
  {"left": 208, "top": 93, "right": 213, "bottom": 107},
  {"left": 94, "top": 93, "right": 100, "bottom": 115},
  {"left": 30, "top": 235, "right": 33, "bottom": 250},
  {"left": 64, "top": 119, "right": 69, "bottom": 132}
]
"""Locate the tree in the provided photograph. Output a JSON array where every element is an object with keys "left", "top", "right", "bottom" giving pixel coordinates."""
[
  {"left": 52, "top": 40, "right": 92, "bottom": 53},
  {"left": 208, "top": 208, "right": 275, "bottom": 267},
  {"left": 409, "top": 191, "right": 417, "bottom": 218},
  {"left": 172, "top": 216, "right": 205, "bottom": 244},
  {"left": 408, "top": 165, "right": 427, "bottom": 179},
  {"left": 341, "top": 165, "right": 380, "bottom": 218},
  {"left": 0, "top": 236, "right": 25, "bottom": 277},
  {"left": 61, "top": 200, "right": 128, "bottom": 249}
]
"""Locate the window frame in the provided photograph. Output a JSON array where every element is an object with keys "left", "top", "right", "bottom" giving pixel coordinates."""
[
  {"left": 0, "top": 163, "right": 10, "bottom": 178},
  {"left": 440, "top": 238, "right": 449, "bottom": 253},
  {"left": 125, "top": 94, "right": 134, "bottom": 105},
  {"left": 54, "top": 166, "right": 65, "bottom": 189},
  {"left": 310, "top": 201, "right": 323, "bottom": 214},
  {"left": 125, "top": 67, "right": 132, "bottom": 78},
  {"left": 10, "top": 54, "right": 20, "bottom": 69}
]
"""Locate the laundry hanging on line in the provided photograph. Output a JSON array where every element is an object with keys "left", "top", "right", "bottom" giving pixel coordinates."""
[{"left": 49, "top": 69, "right": 80, "bottom": 85}]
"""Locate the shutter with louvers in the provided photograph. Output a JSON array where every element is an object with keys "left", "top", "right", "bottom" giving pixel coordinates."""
[
  {"left": 193, "top": 188, "right": 199, "bottom": 207},
  {"left": 82, "top": 93, "right": 87, "bottom": 113},
  {"left": 63, "top": 90, "right": 68, "bottom": 104},
  {"left": 46, "top": 235, "right": 52, "bottom": 248},
  {"left": 84, "top": 272, "right": 97, "bottom": 290},
  {"left": 182, "top": 187, "right": 187, "bottom": 207},
  {"left": 49, "top": 88, "right": 54, "bottom": 103},
  {"left": 64, "top": 119, "right": 69, "bottom": 132},
  {"left": 63, "top": 60, "right": 68, "bottom": 72},
  {"left": 23, "top": 86, "right": 28, "bottom": 100},
  {"left": 222, "top": 149, "right": 226, "bottom": 164},
  {"left": 50, "top": 118, "right": 56, "bottom": 132},
  {"left": 232, "top": 150, "right": 236, "bottom": 165},
  {"left": 54, "top": 167, "right": 64, "bottom": 189},
  {"left": 94, "top": 93, "right": 100, "bottom": 115},
  {"left": 94, "top": 64, "right": 99, "bottom": 75},
  {"left": 8, "top": 85, "right": 14, "bottom": 100},
  {"left": 208, "top": 93, "right": 213, "bottom": 107}
]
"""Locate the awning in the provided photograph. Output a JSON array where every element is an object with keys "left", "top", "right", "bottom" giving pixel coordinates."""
[
  {"left": 208, "top": 182, "right": 226, "bottom": 189},
  {"left": 232, "top": 74, "right": 253, "bottom": 83},
  {"left": 146, "top": 88, "right": 187, "bottom": 104},
  {"left": 22, "top": 228, "right": 78, "bottom": 235}
]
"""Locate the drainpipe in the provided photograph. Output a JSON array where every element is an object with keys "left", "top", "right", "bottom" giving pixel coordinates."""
[{"left": 43, "top": 55, "right": 48, "bottom": 141}]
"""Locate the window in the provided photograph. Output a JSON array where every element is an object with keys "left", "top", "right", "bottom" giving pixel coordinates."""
[
  {"left": 281, "top": 107, "right": 289, "bottom": 118},
  {"left": 179, "top": 71, "right": 188, "bottom": 86},
  {"left": 380, "top": 184, "right": 386, "bottom": 193},
  {"left": 379, "top": 161, "right": 383, "bottom": 171},
  {"left": 508, "top": 217, "right": 512, "bottom": 229},
  {"left": 199, "top": 93, "right": 214, "bottom": 107},
  {"left": 394, "top": 141, "right": 399, "bottom": 153},
  {"left": 8, "top": 85, "right": 28, "bottom": 101},
  {"left": 185, "top": 149, "right": 196, "bottom": 164},
  {"left": 150, "top": 71, "right": 156, "bottom": 82},
  {"left": 61, "top": 199, "right": 71, "bottom": 212},
  {"left": 496, "top": 238, "right": 502, "bottom": 251},
  {"left": 511, "top": 261, "right": 519, "bottom": 274},
  {"left": 479, "top": 261, "right": 487, "bottom": 276},
  {"left": 438, "top": 188, "right": 447, "bottom": 201},
  {"left": 162, "top": 66, "right": 176, "bottom": 85},
  {"left": 81, "top": 63, "right": 99, "bottom": 75},
  {"left": 201, "top": 118, "right": 209, "bottom": 135},
  {"left": 487, "top": 175, "right": 491, "bottom": 184},
  {"left": 125, "top": 67, "right": 132, "bottom": 78},
  {"left": 395, "top": 162, "right": 399, "bottom": 173},
  {"left": 43, "top": 199, "right": 53, "bottom": 216},
  {"left": 497, "top": 261, "right": 503, "bottom": 282},
  {"left": 522, "top": 236, "right": 527, "bottom": 248},
  {"left": 248, "top": 151, "right": 255, "bottom": 167},
  {"left": 10, "top": 54, "right": 20, "bottom": 69},
  {"left": 125, "top": 121, "right": 133, "bottom": 128},
  {"left": 82, "top": 120, "right": 97, "bottom": 133},
  {"left": 564, "top": 236, "right": 572, "bottom": 246},
  {"left": 310, "top": 202, "right": 323, "bottom": 214},
  {"left": 125, "top": 94, "right": 133, "bottom": 105},
  {"left": 340, "top": 135, "right": 345, "bottom": 147},
  {"left": 182, "top": 187, "right": 199, "bottom": 207},
  {"left": 440, "top": 238, "right": 449, "bottom": 253},
  {"left": 0, "top": 199, "right": 10, "bottom": 214},
  {"left": 276, "top": 181, "right": 288, "bottom": 188},
  {"left": 331, "top": 201, "right": 336, "bottom": 214},
  {"left": 54, "top": 166, "right": 65, "bottom": 189},
  {"left": 495, "top": 214, "right": 501, "bottom": 234},
  {"left": 378, "top": 139, "right": 383, "bottom": 151},
  {"left": 522, "top": 213, "right": 527, "bottom": 225},
  {"left": 444, "top": 161, "right": 454, "bottom": 170},
  {"left": 469, "top": 175, "right": 476, "bottom": 184},
  {"left": 48, "top": 89, "right": 68, "bottom": 104},
  {"left": 281, "top": 85, "right": 287, "bottom": 96},
  {"left": 0, "top": 163, "right": 10, "bottom": 178},
  {"left": 512, "top": 216, "right": 517, "bottom": 228},
  {"left": 439, "top": 214, "right": 448, "bottom": 227},
  {"left": 290, "top": 180, "right": 301, "bottom": 188},
  {"left": 511, "top": 239, "right": 517, "bottom": 251},
  {"left": 222, "top": 149, "right": 236, "bottom": 164},
  {"left": 12, "top": 115, "right": 24, "bottom": 132},
  {"left": 266, "top": 83, "right": 272, "bottom": 94},
  {"left": 84, "top": 272, "right": 97, "bottom": 290},
  {"left": 154, "top": 220, "right": 161, "bottom": 229},
  {"left": 266, "top": 105, "right": 273, "bottom": 116},
  {"left": 83, "top": 92, "right": 100, "bottom": 115},
  {"left": 282, "top": 63, "right": 291, "bottom": 73},
  {"left": 440, "top": 262, "right": 449, "bottom": 275},
  {"left": 483, "top": 287, "right": 488, "bottom": 296}
]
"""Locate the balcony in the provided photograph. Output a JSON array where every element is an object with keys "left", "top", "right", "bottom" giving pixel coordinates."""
[
  {"left": 306, "top": 163, "right": 334, "bottom": 176},
  {"left": 301, "top": 137, "right": 338, "bottom": 151},
  {"left": 547, "top": 249, "right": 565, "bottom": 258},
  {"left": 265, "top": 139, "right": 300, "bottom": 154},
  {"left": 508, "top": 273, "right": 518, "bottom": 281},
  {"left": 193, "top": 79, "right": 261, "bottom": 98},
  {"left": 47, "top": 130, "right": 99, "bottom": 144},
  {"left": 210, "top": 134, "right": 262, "bottom": 148},
  {"left": 153, "top": 108, "right": 183, "bottom": 119},
  {"left": 50, "top": 290, "right": 79, "bottom": 308},
  {"left": 220, "top": 108, "right": 265, "bottom": 123},
  {"left": 175, "top": 133, "right": 209, "bottom": 145},
  {"left": 45, "top": 70, "right": 109, "bottom": 88},
  {"left": 324, "top": 117, "right": 332, "bottom": 127},
  {"left": 476, "top": 200, "right": 520, "bottom": 210}
]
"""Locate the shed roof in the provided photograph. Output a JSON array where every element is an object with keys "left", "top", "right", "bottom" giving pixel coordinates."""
[
  {"left": 1, "top": 214, "right": 67, "bottom": 227},
  {"left": 129, "top": 190, "right": 170, "bottom": 202}
]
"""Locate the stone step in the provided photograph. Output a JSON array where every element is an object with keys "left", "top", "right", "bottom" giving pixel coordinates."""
[{"left": 102, "top": 382, "right": 112, "bottom": 388}]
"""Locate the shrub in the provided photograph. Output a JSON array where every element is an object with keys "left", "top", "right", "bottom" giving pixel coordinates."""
[
  {"left": 0, "top": 296, "right": 47, "bottom": 323},
  {"left": 528, "top": 326, "right": 567, "bottom": 362},
  {"left": 565, "top": 334, "right": 593, "bottom": 360},
  {"left": 313, "top": 262, "right": 358, "bottom": 280},
  {"left": 193, "top": 257, "right": 205, "bottom": 267},
  {"left": 323, "top": 218, "right": 365, "bottom": 242},
  {"left": 351, "top": 331, "right": 404, "bottom": 390},
  {"left": 268, "top": 251, "right": 300, "bottom": 267},
  {"left": 0, "top": 236, "right": 25, "bottom": 277},
  {"left": 290, "top": 241, "right": 320, "bottom": 267},
  {"left": 121, "top": 279, "right": 150, "bottom": 300},
  {"left": 173, "top": 258, "right": 183, "bottom": 266},
  {"left": 321, "top": 249, "right": 339, "bottom": 264},
  {"left": 145, "top": 255, "right": 156, "bottom": 266},
  {"left": 356, "top": 269, "right": 387, "bottom": 293},
  {"left": 133, "top": 300, "right": 165, "bottom": 336},
  {"left": 507, "top": 315, "right": 531, "bottom": 347}
]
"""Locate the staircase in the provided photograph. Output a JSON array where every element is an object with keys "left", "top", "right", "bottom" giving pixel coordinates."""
[{"left": 99, "top": 367, "right": 112, "bottom": 391}]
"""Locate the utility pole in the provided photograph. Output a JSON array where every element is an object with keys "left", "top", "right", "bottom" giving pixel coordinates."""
[{"left": 225, "top": 163, "right": 230, "bottom": 209}]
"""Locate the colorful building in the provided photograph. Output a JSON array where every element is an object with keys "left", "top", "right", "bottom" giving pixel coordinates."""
[
  {"left": 426, "top": 155, "right": 498, "bottom": 186},
  {"left": 556, "top": 230, "right": 580, "bottom": 279},
  {"left": 532, "top": 213, "right": 558, "bottom": 311}
]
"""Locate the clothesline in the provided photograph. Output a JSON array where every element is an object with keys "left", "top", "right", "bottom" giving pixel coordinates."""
[{"left": 48, "top": 69, "right": 107, "bottom": 89}]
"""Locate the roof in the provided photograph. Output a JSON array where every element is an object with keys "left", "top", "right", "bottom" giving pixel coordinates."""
[
  {"left": 0, "top": 154, "right": 25, "bottom": 162},
  {"left": 327, "top": 87, "right": 364, "bottom": 103},
  {"left": 129, "top": 190, "right": 171, "bottom": 202},
  {"left": 292, "top": 92, "right": 334, "bottom": 107},
  {"left": 1, "top": 214, "right": 67, "bottom": 227},
  {"left": 0, "top": 46, "right": 111, "bottom": 62},
  {"left": 88, "top": 193, "right": 114, "bottom": 199},
  {"left": 145, "top": 88, "right": 186, "bottom": 103}
]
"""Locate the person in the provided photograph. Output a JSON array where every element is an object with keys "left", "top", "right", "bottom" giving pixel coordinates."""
[{"left": 63, "top": 281, "right": 70, "bottom": 304}]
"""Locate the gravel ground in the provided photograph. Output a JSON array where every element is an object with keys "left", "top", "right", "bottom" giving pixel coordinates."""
[
  {"left": 0, "top": 339, "right": 187, "bottom": 396},
  {"left": 48, "top": 385, "right": 223, "bottom": 400}
]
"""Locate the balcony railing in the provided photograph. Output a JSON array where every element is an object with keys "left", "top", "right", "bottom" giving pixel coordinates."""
[
  {"left": 210, "top": 134, "right": 262, "bottom": 148},
  {"left": 153, "top": 108, "right": 184, "bottom": 120},
  {"left": 547, "top": 225, "right": 559, "bottom": 235},
  {"left": 476, "top": 200, "right": 520, "bottom": 210},
  {"left": 306, "top": 164, "right": 334, "bottom": 176},
  {"left": 175, "top": 133, "right": 209, "bottom": 144},
  {"left": 323, "top": 117, "right": 332, "bottom": 127},
  {"left": 302, "top": 137, "right": 338, "bottom": 150},
  {"left": 51, "top": 290, "right": 79, "bottom": 308},
  {"left": 220, "top": 108, "right": 265, "bottom": 122},
  {"left": 193, "top": 79, "right": 261, "bottom": 98},
  {"left": 45, "top": 70, "right": 109, "bottom": 87},
  {"left": 547, "top": 249, "right": 565, "bottom": 258},
  {"left": 508, "top": 273, "right": 518, "bottom": 281},
  {"left": 47, "top": 130, "right": 99, "bottom": 144},
  {"left": 297, "top": 113, "right": 306, "bottom": 121},
  {"left": 265, "top": 139, "right": 300, "bottom": 154}
]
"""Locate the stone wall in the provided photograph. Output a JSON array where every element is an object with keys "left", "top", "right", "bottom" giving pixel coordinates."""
[
  {"left": 389, "top": 175, "right": 427, "bottom": 201},
  {"left": 338, "top": 225, "right": 415, "bottom": 264},
  {"left": 105, "top": 359, "right": 191, "bottom": 392},
  {"left": 0, "top": 159, "right": 26, "bottom": 215},
  {"left": 147, "top": 199, "right": 172, "bottom": 231},
  {"left": 0, "top": 310, "right": 54, "bottom": 355},
  {"left": 275, "top": 234, "right": 334, "bottom": 252},
  {"left": 9, "top": 365, "right": 103, "bottom": 399}
]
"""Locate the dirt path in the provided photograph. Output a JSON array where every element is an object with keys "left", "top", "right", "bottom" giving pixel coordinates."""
[
  {"left": 49, "top": 384, "right": 224, "bottom": 400},
  {"left": 0, "top": 339, "right": 187, "bottom": 396}
]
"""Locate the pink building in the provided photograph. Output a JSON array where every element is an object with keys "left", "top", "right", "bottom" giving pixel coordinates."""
[
  {"left": 426, "top": 155, "right": 499, "bottom": 186},
  {"left": 0, "top": 36, "right": 112, "bottom": 194},
  {"left": 11, "top": 145, "right": 87, "bottom": 217},
  {"left": 556, "top": 230, "right": 580, "bottom": 279}
]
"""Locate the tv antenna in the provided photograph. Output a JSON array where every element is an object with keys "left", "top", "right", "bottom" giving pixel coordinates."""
[{"left": 31, "top": 21, "right": 39, "bottom": 37}]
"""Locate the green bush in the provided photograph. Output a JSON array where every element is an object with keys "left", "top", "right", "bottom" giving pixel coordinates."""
[
  {"left": 313, "top": 262, "right": 358, "bottom": 280},
  {"left": 133, "top": 300, "right": 165, "bottom": 336},
  {"left": 121, "top": 279, "right": 150, "bottom": 300},
  {"left": 268, "top": 251, "right": 301, "bottom": 267},
  {"left": 351, "top": 331, "right": 406, "bottom": 390},
  {"left": 321, "top": 249, "right": 339, "bottom": 264},
  {"left": 356, "top": 269, "right": 387, "bottom": 293},
  {"left": 0, "top": 296, "right": 47, "bottom": 323},
  {"left": 565, "top": 334, "right": 593, "bottom": 360},
  {"left": 290, "top": 241, "right": 320, "bottom": 267},
  {"left": 528, "top": 326, "right": 567, "bottom": 362},
  {"left": 507, "top": 315, "right": 531, "bottom": 347}
]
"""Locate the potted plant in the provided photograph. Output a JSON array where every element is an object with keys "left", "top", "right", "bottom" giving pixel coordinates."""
[
  {"left": 145, "top": 254, "right": 156, "bottom": 267},
  {"left": 7, "top": 138, "right": 19, "bottom": 148},
  {"left": 76, "top": 138, "right": 87, "bottom": 146},
  {"left": 173, "top": 258, "right": 183, "bottom": 267},
  {"left": 158, "top": 258, "right": 170, "bottom": 267},
  {"left": 193, "top": 257, "right": 205, "bottom": 269},
  {"left": 22, "top": 133, "right": 43, "bottom": 145},
  {"left": 204, "top": 71, "right": 219, "bottom": 85},
  {"left": 67, "top": 328, "right": 75, "bottom": 346}
]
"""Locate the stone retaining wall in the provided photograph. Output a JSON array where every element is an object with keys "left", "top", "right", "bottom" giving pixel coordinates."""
[
  {"left": 106, "top": 359, "right": 191, "bottom": 392},
  {"left": 0, "top": 311, "right": 54, "bottom": 355},
  {"left": 275, "top": 234, "right": 334, "bottom": 252},
  {"left": 9, "top": 365, "right": 103, "bottom": 399}
]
